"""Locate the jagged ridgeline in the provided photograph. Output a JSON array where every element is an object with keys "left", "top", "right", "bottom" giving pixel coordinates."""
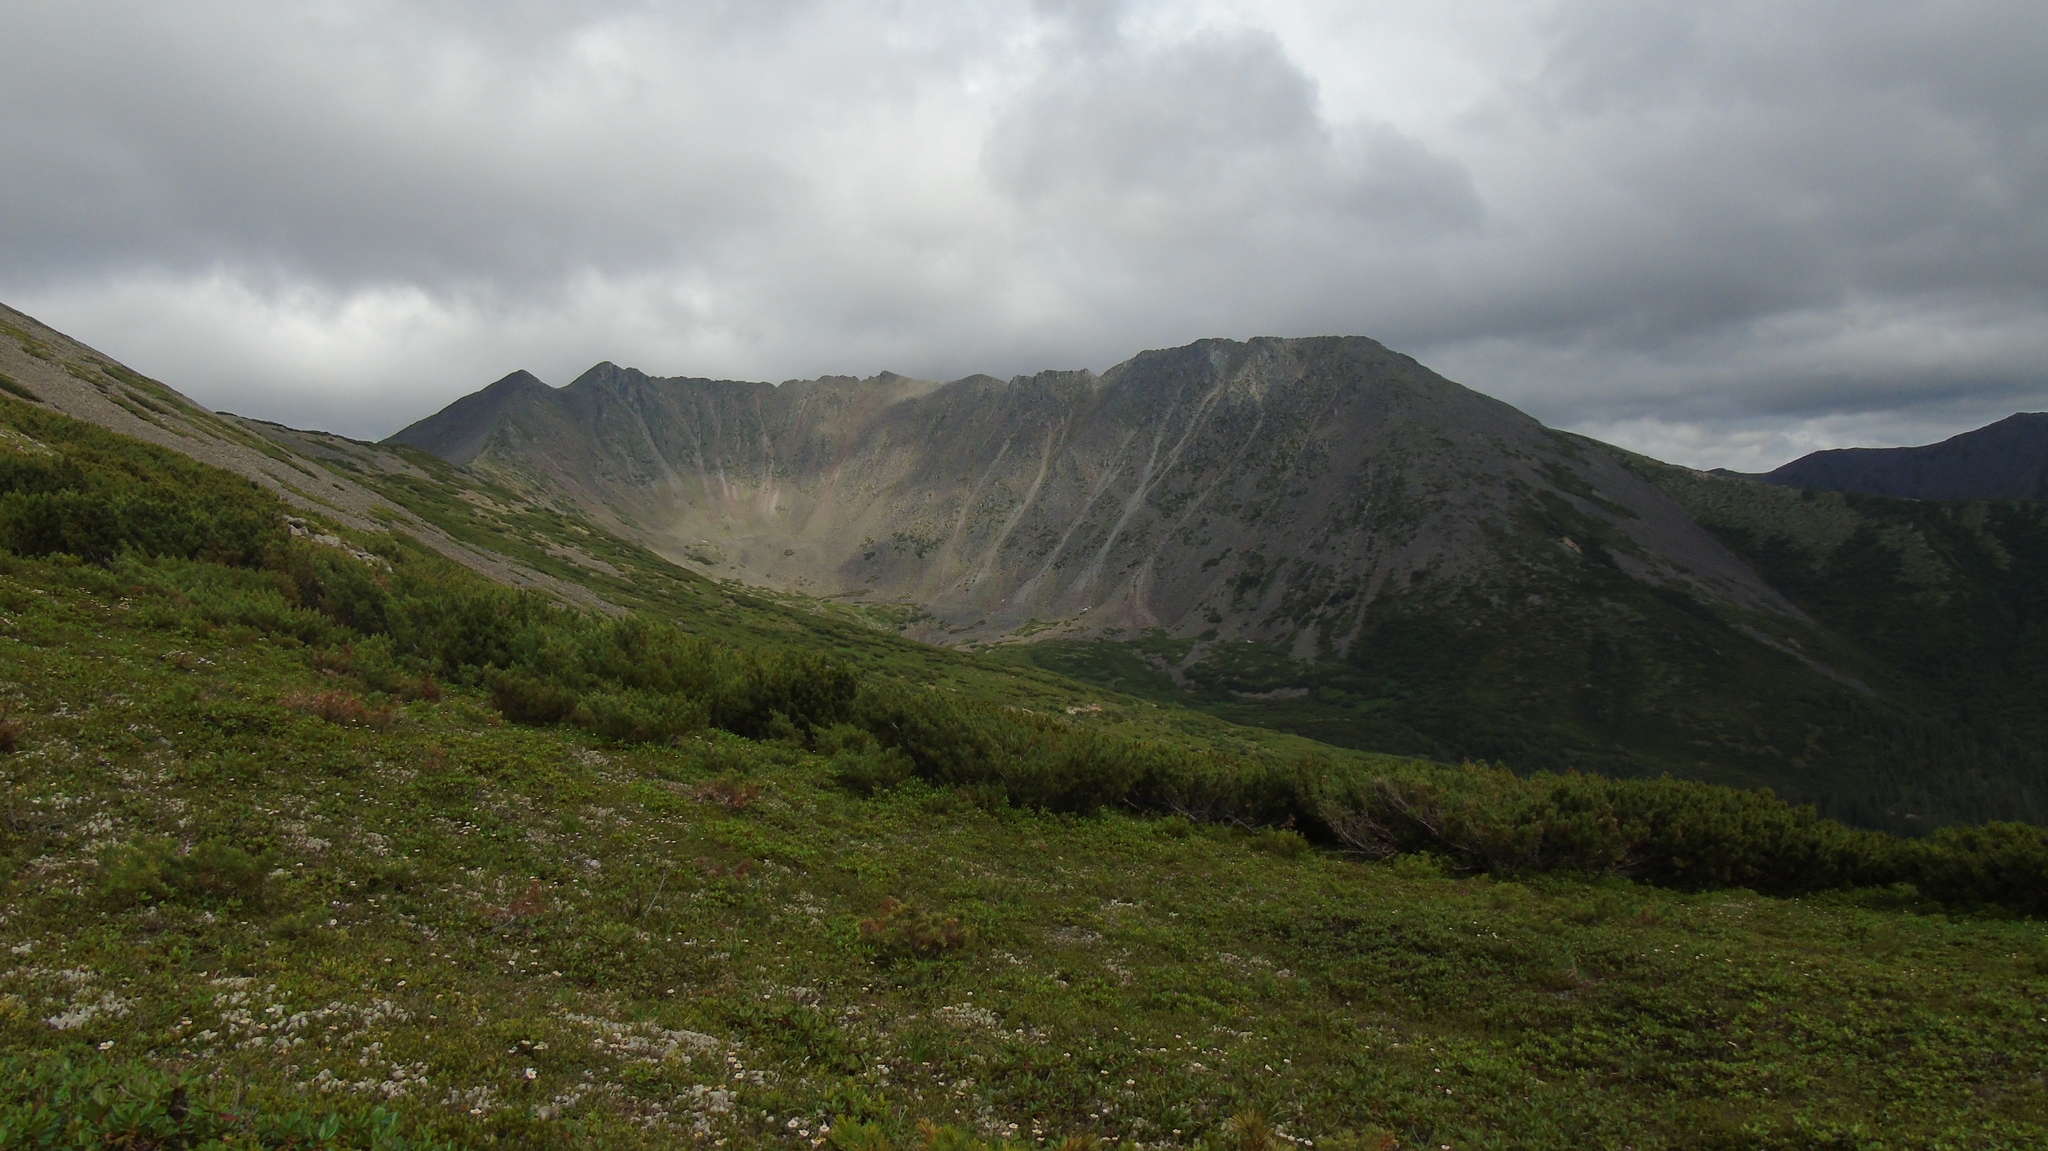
[
  {"left": 4, "top": 391, "right": 2045, "bottom": 912},
  {"left": 388, "top": 339, "right": 2048, "bottom": 832}
]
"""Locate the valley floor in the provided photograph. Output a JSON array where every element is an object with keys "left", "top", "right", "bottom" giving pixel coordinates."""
[{"left": 2, "top": 554, "right": 2045, "bottom": 1149}]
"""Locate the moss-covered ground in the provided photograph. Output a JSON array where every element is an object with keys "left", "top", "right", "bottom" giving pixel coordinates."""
[{"left": 3, "top": 554, "right": 2045, "bottom": 1149}]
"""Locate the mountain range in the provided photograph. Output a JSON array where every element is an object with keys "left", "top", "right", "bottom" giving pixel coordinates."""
[
  {"left": 385, "top": 340, "right": 1788, "bottom": 650},
  {"left": 5, "top": 302, "right": 2045, "bottom": 833}
]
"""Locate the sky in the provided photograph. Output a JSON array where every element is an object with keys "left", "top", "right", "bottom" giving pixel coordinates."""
[{"left": 2, "top": 0, "right": 2044, "bottom": 470}]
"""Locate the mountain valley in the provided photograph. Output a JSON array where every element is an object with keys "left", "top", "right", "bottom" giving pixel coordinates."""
[{"left": 385, "top": 341, "right": 2048, "bottom": 832}]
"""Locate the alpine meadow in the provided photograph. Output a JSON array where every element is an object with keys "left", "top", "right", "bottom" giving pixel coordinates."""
[{"left": 1, "top": 301, "right": 2046, "bottom": 1151}]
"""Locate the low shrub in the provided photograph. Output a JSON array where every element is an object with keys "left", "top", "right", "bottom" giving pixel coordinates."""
[
  {"left": 0, "top": 1051, "right": 454, "bottom": 1149},
  {"left": 1905, "top": 821, "right": 2048, "bottom": 916},
  {"left": 858, "top": 898, "right": 973, "bottom": 958},
  {"left": 280, "top": 688, "right": 393, "bottom": 729},
  {"left": 486, "top": 669, "right": 579, "bottom": 725},
  {"left": 1307, "top": 1130, "right": 1399, "bottom": 1151},
  {"left": 101, "top": 839, "right": 276, "bottom": 908},
  {"left": 0, "top": 403, "right": 285, "bottom": 568},
  {"left": 831, "top": 743, "right": 916, "bottom": 797},
  {"left": 1250, "top": 828, "right": 1311, "bottom": 858},
  {"left": 695, "top": 776, "right": 762, "bottom": 810},
  {"left": 362, "top": 857, "right": 426, "bottom": 894},
  {"left": 572, "top": 688, "right": 707, "bottom": 744},
  {"left": 479, "top": 879, "right": 551, "bottom": 923},
  {"left": 0, "top": 373, "right": 40, "bottom": 402},
  {"left": 1316, "top": 762, "right": 1898, "bottom": 894}
]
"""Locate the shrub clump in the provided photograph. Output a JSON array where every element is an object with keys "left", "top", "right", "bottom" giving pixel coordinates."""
[
  {"left": 486, "top": 669, "right": 579, "bottom": 725},
  {"left": 101, "top": 839, "right": 276, "bottom": 907},
  {"left": 694, "top": 776, "right": 761, "bottom": 810},
  {"left": 858, "top": 898, "right": 973, "bottom": 958},
  {"left": 572, "top": 689, "right": 707, "bottom": 744},
  {"left": 0, "top": 373, "right": 41, "bottom": 403},
  {"left": 0, "top": 1051, "right": 454, "bottom": 1149},
  {"left": 1907, "top": 821, "right": 2048, "bottom": 917},
  {"left": 0, "top": 400, "right": 285, "bottom": 567},
  {"left": 1249, "top": 828, "right": 1311, "bottom": 859},
  {"left": 280, "top": 688, "right": 393, "bottom": 729},
  {"left": 1314, "top": 762, "right": 1899, "bottom": 894},
  {"left": 820, "top": 725, "right": 915, "bottom": 796}
]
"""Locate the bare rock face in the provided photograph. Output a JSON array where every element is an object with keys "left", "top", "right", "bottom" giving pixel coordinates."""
[{"left": 389, "top": 336, "right": 1790, "bottom": 650}]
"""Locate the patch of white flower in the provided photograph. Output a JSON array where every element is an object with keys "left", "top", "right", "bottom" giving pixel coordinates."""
[{"left": 561, "top": 1012, "right": 719, "bottom": 1064}]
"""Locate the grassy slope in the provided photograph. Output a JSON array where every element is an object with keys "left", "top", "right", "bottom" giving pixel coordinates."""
[
  {"left": 1626, "top": 457, "right": 2048, "bottom": 829},
  {"left": 2, "top": 553, "right": 2047, "bottom": 1149},
  {"left": 248, "top": 426, "right": 1370, "bottom": 769},
  {"left": 229, "top": 361, "right": 2048, "bottom": 838}
]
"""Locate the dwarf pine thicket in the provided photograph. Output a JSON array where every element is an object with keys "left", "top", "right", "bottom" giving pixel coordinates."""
[{"left": 2, "top": 391, "right": 2047, "bottom": 1148}]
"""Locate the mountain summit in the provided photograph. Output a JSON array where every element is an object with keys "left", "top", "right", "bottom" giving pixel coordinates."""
[{"left": 388, "top": 336, "right": 1782, "bottom": 652}]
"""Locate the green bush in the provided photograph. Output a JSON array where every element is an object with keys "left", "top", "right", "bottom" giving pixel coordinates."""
[
  {"left": 827, "top": 732, "right": 916, "bottom": 797},
  {"left": 0, "top": 1051, "right": 453, "bottom": 1149},
  {"left": 0, "top": 402, "right": 285, "bottom": 567},
  {"left": 858, "top": 898, "right": 973, "bottom": 959},
  {"left": 0, "top": 373, "right": 39, "bottom": 402},
  {"left": 571, "top": 688, "right": 709, "bottom": 744},
  {"left": 1906, "top": 821, "right": 2048, "bottom": 916},
  {"left": 1315, "top": 763, "right": 1897, "bottom": 894},
  {"left": 485, "top": 668, "right": 579, "bottom": 725},
  {"left": 1250, "top": 828, "right": 1312, "bottom": 858},
  {"left": 101, "top": 839, "right": 276, "bottom": 908},
  {"left": 710, "top": 648, "right": 863, "bottom": 739}
]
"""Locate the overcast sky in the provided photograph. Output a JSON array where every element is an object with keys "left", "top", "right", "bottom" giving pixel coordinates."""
[{"left": 3, "top": 0, "right": 2044, "bottom": 469}]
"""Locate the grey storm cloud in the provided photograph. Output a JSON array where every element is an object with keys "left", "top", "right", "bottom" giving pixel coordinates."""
[
  {"left": 0, "top": 0, "right": 2044, "bottom": 470},
  {"left": 983, "top": 29, "right": 1481, "bottom": 232}
]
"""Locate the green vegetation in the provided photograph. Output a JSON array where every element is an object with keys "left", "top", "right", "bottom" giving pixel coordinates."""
[
  {"left": 1636, "top": 458, "right": 2048, "bottom": 828},
  {"left": 0, "top": 319, "right": 56, "bottom": 362},
  {"left": 2, "top": 395, "right": 2047, "bottom": 1147},
  {"left": 994, "top": 475, "right": 2048, "bottom": 838},
  {"left": 2, "top": 1053, "right": 453, "bottom": 1149},
  {"left": 253, "top": 429, "right": 1355, "bottom": 770},
  {"left": 0, "top": 374, "right": 39, "bottom": 404},
  {"left": 0, "top": 399, "right": 285, "bottom": 568}
]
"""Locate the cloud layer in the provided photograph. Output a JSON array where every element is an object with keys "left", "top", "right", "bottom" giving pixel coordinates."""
[{"left": 2, "top": 0, "right": 2044, "bottom": 467}]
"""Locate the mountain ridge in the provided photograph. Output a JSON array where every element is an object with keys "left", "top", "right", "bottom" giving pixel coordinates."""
[
  {"left": 388, "top": 335, "right": 1791, "bottom": 653},
  {"left": 1748, "top": 411, "right": 2048, "bottom": 500}
]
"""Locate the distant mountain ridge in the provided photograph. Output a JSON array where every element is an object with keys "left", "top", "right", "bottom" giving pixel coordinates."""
[
  {"left": 387, "top": 337, "right": 1787, "bottom": 654},
  {"left": 1752, "top": 412, "right": 2048, "bottom": 500}
]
